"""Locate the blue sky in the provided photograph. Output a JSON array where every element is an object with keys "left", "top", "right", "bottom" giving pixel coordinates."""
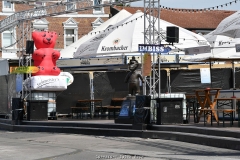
[{"left": 130, "top": 0, "right": 240, "bottom": 11}]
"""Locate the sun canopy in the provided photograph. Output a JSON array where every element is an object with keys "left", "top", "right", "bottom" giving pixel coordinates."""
[
  {"left": 213, "top": 10, "right": 240, "bottom": 38},
  {"left": 73, "top": 10, "right": 209, "bottom": 58},
  {"left": 183, "top": 31, "right": 240, "bottom": 62}
]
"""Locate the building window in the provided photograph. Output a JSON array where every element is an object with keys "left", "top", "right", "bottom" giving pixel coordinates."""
[
  {"left": 1, "top": 29, "right": 17, "bottom": 59},
  {"left": 63, "top": 18, "right": 78, "bottom": 48},
  {"left": 93, "top": 0, "right": 104, "bottom": 14},
  {"left": 2, "top": 30, "right": 16, "bottom": 49},
  {"left": 66, "top": 0, "right": 75, "bottom": 11},
  {"left": 65, "top": 29, "right": 75, "bottom": 47},
  {"left": 2, "top": 1, "right": 15, "bottom": 13}
]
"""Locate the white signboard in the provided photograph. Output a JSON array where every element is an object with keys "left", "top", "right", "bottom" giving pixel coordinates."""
[
  {"left": 200, "top": 68, "right": 211, "bottom": 83},
  {"left": 57, "top": 56, "right": 124, "bottom": 68},
  {"left": 24, "top": 76, "right": 68, "bottom": 91},
  {"left": 185, "top": 45, "right": 211, "bottom": 55}
]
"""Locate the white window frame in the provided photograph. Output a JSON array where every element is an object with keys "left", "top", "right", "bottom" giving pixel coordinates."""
[
  {"left": 1, "top": 29, "right": 16, "bottom": 49},
  {"left": 93, "top": 0, "right": 104, "bottom": 14},
  {"left": 1, "top": 28, "right": 17, "bottom": 59},
  {"left": 63, "top": 18, "right": 78, "bottom": 48},
  {"left": 2, "top": 1, "right": 15, "bottom": 13}
]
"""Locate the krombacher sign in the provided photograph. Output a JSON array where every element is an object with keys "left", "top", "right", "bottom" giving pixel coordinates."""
[{"left": 101, "top": 45, "right": 128, "bottom": 51}]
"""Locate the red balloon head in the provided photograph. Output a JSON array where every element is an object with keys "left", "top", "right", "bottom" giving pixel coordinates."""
[{"left": 32, "top": 31, "right": 58, "bottom": 49}]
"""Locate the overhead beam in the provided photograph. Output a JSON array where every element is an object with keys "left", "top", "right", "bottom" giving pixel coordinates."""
[{"left": 0, "top": 0, "right": 140, "bottom": 32}]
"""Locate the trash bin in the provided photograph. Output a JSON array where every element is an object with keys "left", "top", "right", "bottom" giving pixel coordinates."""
[
  {"left": 12, "top": 98, "right": 23, "bottom": 121},
  {"left": 27, "top": 100, "right": 48, "bottom": 121},
  {"left": 156, "top": 98, "right": 183, "bottom": 125}
]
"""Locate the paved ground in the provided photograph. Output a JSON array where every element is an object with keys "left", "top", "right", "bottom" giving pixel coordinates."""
[{"left": 0, "top": 130, "right": 240, "bottom": 160}]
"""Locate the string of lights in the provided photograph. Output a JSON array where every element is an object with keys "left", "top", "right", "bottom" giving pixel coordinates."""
[{"left": 160, "top": 0, "right": 240, "bottom": 13}]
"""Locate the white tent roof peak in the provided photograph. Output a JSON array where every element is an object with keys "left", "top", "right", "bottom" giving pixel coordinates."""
[
  {"left": 136, "top": 10, "right": 142, "bottom": 13},
  {"left": 62, "top": 17, "right": 79, "bottom": 26},
  {"left": 92, "top": 17, "right": 104, "bottom": 25}
]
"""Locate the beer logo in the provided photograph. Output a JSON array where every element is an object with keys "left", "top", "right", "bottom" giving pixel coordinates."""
[{"left": 113, "top": 38, "right": 120, "bottom": 45}]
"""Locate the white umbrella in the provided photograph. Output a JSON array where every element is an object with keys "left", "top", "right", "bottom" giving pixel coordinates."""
[
  {"left": 213, "top": 10, "right": 240, "bottom": 38},
  {"left": 74, "top": 10, "right": 209, "bottom": 58},
  {"left": 205, "top": 30, "right": 240, "bottom": 48},
  {"left": 183, "top": 30, "right": 240, "bottom": 62},
  {"left": 182, "top": 48, "right": 240, "bottom": 62},
  {"left": 60, "top": 9, "right": 132, "bottom": 58}
]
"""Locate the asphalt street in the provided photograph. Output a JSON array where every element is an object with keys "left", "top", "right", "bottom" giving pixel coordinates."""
[{"left": 0, "top": 130, "right": 239, "bottom": 160}]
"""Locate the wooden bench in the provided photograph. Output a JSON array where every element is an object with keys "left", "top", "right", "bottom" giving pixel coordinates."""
[
  {"left": 107, "top": 98, "right": 126, "bottom": 119},
  {"left": 95, "top": 105, "right": 108, "bottom": 117},
  {"left": 71, "top": 102, "right": 90, "bottom": 119},
  {"left": 200, "top": 108, "right": 235, "bottom": 126}
]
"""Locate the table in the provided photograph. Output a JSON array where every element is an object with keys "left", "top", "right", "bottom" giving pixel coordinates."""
[
  {"left": 78, "top": 99, "right": 103, "bottom": 118},
  {"left": 195, "top": 88, "right": 222, "bottom": 123}
]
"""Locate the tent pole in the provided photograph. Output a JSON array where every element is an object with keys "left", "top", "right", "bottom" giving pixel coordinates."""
[
  {"left": 232, "top": 60, "right": 235, "bottom": 89},
  {"left": 158, "top": 56, "right": 160, "bottom": 97},
  {"left": 89, "top": 72, "right": 94, "bottom": 118},
  {"left": 210, "top": 60, "right": 213, "bottom": 88}
]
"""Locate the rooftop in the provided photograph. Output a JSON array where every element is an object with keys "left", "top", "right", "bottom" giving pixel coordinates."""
[{"left": 113, "top": 6, "right": 236, "bottom": 30}]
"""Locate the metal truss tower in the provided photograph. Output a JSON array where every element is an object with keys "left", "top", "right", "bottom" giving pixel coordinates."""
[
  {"left": 18, "top": 21, "right": 33, "bottom": 100},
  {"left": 143, "top": 0, "right": 161, "bottom": 97},
  {"left": 143, "top": 0, "right": 161, "bottom": 124}
]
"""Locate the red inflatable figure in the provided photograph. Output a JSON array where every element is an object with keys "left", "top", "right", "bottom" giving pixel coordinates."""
[{"left": 32, "top": 31, "right": 60, "bottom": 76}]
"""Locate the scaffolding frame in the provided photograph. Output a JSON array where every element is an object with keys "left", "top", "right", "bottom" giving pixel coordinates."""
[{"left": 143, "top": 0, "right": 161, "bottom": 98}]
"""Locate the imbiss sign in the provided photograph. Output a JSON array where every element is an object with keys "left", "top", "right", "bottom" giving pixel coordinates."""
[{"left": 138, "top": 44, "right": 171, "bottom": 53}]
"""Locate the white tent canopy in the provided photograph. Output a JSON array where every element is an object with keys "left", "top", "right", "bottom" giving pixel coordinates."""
[
  {"left": 205, "top": 31, "right": 240, "bottom": 48},
  {"left": 60, "top": 9, "right": 132, "bottom": 58},
  {"left": 73, "top": 10, "right": 209, "bottom": 58},
  {"left": 213, "top": 10, "right": 240, "bottom": 38},
  {"left": 182, "top": 48, "right": 239, "bottom": 62},
  {"left": 183, "top": 31, "right": 240, "bottom": 62}
]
